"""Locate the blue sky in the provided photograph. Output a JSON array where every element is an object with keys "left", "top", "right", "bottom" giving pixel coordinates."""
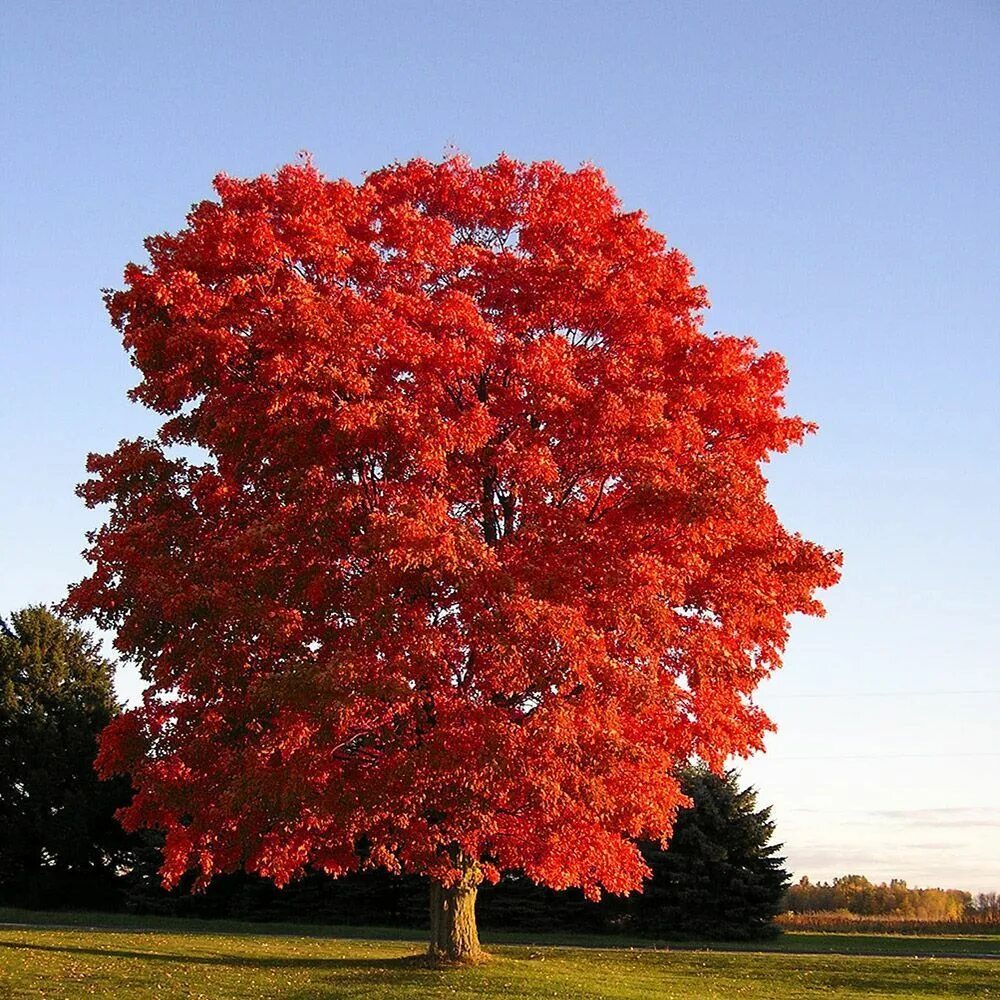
[{"left": 2, "top": 1, "right": 997, "bottom": 893}]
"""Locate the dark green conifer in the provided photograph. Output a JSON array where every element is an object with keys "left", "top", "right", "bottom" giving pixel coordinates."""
[{"left": 632, "top": 766, "right": 789, "bottom": 939}]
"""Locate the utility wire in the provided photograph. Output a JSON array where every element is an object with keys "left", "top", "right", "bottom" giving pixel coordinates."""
[
  {"left": 764, "top": 690, "right": 1000, "bottom": 699},
  {"left": 763, "top": 752, "right": 1000, "bottom": 761}
]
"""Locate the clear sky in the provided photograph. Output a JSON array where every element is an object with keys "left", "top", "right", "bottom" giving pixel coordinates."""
[{"left": 2, "top": 2, "right": 997, "bottom": 894}]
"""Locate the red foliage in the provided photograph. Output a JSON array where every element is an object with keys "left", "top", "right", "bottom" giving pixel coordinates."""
[{"left": 70, "top": 156, "right": 840, "bottom": 899}]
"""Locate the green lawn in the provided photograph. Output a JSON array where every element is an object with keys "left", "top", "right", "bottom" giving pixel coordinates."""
[
  {"left": 2, "top": 906, "right": 998, "bottom": 957},
  {"left": 0, "top": 912, "right": 997, "bottom": 999}
]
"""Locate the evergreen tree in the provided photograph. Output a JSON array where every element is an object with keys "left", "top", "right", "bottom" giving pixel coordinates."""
[
  {"left": 0, "top": 606, "right": 132, "bottom": 908},
  {"left": 631, "top": 766, "right": 789, "bottom": 939}
]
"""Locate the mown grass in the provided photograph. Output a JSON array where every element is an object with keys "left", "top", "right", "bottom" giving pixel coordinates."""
[
  {"left": 0, "top": 912, "right": 997, "bottom": 999},
  {"left": 2, "top": 907, "right": 998, "bottom": 957}
]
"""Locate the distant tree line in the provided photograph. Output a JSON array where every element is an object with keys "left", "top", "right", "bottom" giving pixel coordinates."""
[
  {"left": 1, "top": 607, "right": 789, "bottom": 939},
  {"left": 785, "top": 875, "right": 999, "bottom": 923},
  {"left": 971, "top": 894, "right": 1000, "bottom": 922}
]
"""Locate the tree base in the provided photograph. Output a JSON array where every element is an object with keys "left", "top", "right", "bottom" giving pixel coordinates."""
[{"left": 428, "top": 872, "right": 483, "bottom": 964}]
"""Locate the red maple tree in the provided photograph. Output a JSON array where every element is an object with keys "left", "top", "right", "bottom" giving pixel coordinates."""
[{"left": 69, "top": 155, "right": 840, "bottom": 961}]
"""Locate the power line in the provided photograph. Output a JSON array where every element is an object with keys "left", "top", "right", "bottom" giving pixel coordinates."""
[
  {"left": 769, "top": 808, "right": 1000, "bottom": 815},
  {"left": 765, "top": 752, "right": 1000, "bottom": 761},
  {"left": 764, "top": 690, "right": 1000, "bottom": 699}
]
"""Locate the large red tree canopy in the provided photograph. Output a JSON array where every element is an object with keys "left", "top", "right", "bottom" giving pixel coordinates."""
[{"left": 71, "top": 156, "right": 840, "bottom": 899}]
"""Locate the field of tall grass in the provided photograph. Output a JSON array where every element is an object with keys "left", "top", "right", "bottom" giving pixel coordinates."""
[{"left": 776, "top": 911, "right": 1000, "bottom": 935}]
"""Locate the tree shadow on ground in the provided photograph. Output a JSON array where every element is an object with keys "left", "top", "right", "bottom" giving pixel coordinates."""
[
  {"left": 0, "top": 940, "right": 485, "bottom": 1000},
  {"left": 0, "top": 939, "right": 426, "bottom": 971},
  {"left": 0, "top": 917, "right": 427, "bottom": 943},
  {"left": 3, "top": 940, "right": 995, "bottom": 999}
]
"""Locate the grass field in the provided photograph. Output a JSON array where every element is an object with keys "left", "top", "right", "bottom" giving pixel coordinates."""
[
  {"left": 776, "top": 913, "right": 1000, "bottom": 936},
  {"left": 1, "top": 910, "right": 997, "bottom": 999}
]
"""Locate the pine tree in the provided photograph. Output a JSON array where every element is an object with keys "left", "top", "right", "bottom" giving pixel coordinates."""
[
  {"left": 632, "top": 767, "right": 789, "bottom": 939},
  {"left": 0, "top": 606, "right": 132, "bottom": 908}
]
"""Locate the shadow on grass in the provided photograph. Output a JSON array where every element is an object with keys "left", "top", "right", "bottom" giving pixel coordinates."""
[
  {"left": 0, "top": 910, "right": 427, "bottom": 943},
  {"left": 3, "top": 939, "right": 996, "bottom": 999},
  {"left": 0, "top": 939, "right": 432, "bottom": 971}
]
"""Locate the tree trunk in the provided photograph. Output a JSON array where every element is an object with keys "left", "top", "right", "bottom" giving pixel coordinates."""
[{"left": 428, "top": 868, "right": 483, "bottom": 963}]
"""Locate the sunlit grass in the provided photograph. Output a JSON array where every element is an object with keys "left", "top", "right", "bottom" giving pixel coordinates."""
[
  {"left": 0, "top": 913, "right": 996, "bottom": 999},
  {"left": 2, "top": 906, "right": 999, "bottom": 956}
]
